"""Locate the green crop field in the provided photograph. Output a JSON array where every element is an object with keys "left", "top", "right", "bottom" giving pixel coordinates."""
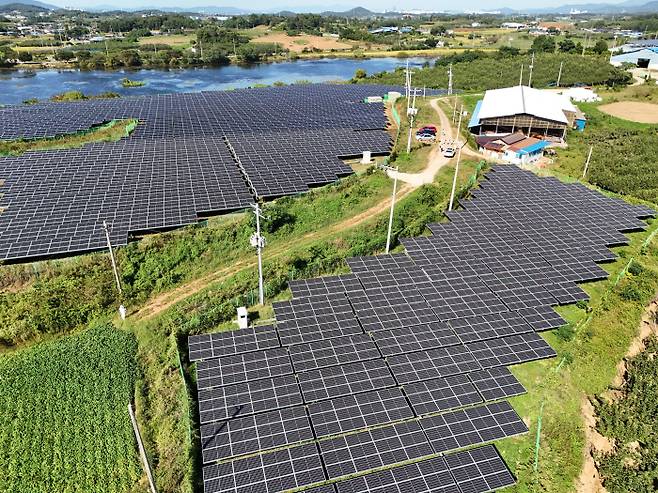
[{"left": 0, "top": 324, "right": 141, "bottom": 493}]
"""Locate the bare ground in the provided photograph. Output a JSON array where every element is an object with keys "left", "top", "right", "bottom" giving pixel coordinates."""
[
  {"left": 576, "top": 295, "right": 658, "bottom": 493},
  {"left": 598, "top": 102, "right": 658, "bottom": 124},
  {"left": 250, "top": 32, "right": 353, "bottom": 53}
]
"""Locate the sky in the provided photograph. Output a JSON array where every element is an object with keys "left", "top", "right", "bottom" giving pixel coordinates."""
[{"left": 55, "top": 0, "right": 627, "bottom": 11}]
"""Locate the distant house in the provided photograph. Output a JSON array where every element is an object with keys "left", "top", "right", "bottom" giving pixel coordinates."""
[
  {"left": 610, "top": 48, "right": 658, "bottom": 69},
  {"left": 369, "top": 26, "right": 399, "bottom": 35},
  {"left": 468, "top": 85, "right": 579, "bottom": 141},
  {"left": 501, "top": 22, "right": 527, "bottom": 30},
  {"left": 476, "top": 133, "right": 550, "bottom": 165}
]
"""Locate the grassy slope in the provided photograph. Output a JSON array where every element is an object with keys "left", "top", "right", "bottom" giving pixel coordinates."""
[{"left": 0, "top": 118, "right": 137, "bottom": 156}]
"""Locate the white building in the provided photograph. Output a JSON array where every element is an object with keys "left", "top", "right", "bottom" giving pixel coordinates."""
[{"left": 610, "top": 48, "right": 658, "bottom": 69}]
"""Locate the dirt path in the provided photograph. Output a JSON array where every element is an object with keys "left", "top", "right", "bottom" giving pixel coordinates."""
[
  {"left": 132, "top": 183, "right": 415, "bottom": 321},
  {"left": 599, "top": 101, "right": 658, "bottom": 123},
  {"left": 576, "top": 295, "right": 658, "bottom": 493},
  {"left": 133, "top": 97, "right": 474, "bottom": 321}
]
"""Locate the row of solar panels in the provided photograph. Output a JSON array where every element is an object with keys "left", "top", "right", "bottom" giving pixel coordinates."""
[
  {"left": 0, "top": 85, "right": 402, "bottom": 262},
  {"left": 189, "top": 166, "right": 654, "bottom": 493}
]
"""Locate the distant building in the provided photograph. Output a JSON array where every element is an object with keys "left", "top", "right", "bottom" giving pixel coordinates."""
[
  {"left": 468, "top": 85, "right": 579, "bottom": 141},
  {"left": 617, "top": 40, "right": 658, "bottom": 53},
  {"left": 501, "top": 22, "right": 527, "bottom": 30},
  {"left": 610, "top": 48, "right": 658, "bottom": 69},
  {"left": 476, "top": 133, "right": 550, "bottom": 165}
]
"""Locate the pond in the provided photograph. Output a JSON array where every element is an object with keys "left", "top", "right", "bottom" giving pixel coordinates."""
[{"left": 0, "top": 56, "right": 435, "bottom": 105}]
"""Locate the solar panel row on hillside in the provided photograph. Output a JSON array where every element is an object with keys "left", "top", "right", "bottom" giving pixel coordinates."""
[
  {"left": 189, "top": 166, "right": 653, "bottom": 493},
  {"left": 0, "top": 84, "right": 407, "bottom": 262}
]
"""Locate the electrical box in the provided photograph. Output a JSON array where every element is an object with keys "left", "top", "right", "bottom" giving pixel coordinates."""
[
  {"left": 237, "top": 306, "right": 248, "bottom": 329},
  {"left": 361, "top": 151, "right": 372, "bottom": 164}
]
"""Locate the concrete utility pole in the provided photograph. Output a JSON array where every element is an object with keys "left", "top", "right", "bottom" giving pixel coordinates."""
[
  {"left": 519, "top": 64, "right": 524, "bottom": 86},
  {"left": 582, "top": 145, "right": 593, "bottom": 179},
  {"left": 528, "top": 52, "right": 535, "bottom": 87},
  {"left": 448, "top": 108, "right": 464, "bottom": 212},
  {"left": 102, "top": 220, "right": 126, "bottom": 320},
  {"left": 103, "top": 220, "right": 122, "bottom": 295},
  {"left": 447, "top": 63, "right": 453, "bottom": 96},
  {"left": 406, "top": 88, "right": 419, "bottom": 154},
  {"left": 556, "top": 60, "right": 564, "bottom": 87},
  {"left": 378, "top": 163, "right": 399, "bottom": 254},
  {"left": 250, "top": 203, "right": 266, "bottom": 305}
]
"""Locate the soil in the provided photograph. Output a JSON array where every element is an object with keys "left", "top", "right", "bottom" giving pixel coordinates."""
[
  {"left": 598, "top": 102, "right": 658, "bottom": 123},
  {"left": 576, "top": 295, "right": 658, "bottom": 493},
  {"left": 251, "top": 32, "right": 353, "bottom": 53}
]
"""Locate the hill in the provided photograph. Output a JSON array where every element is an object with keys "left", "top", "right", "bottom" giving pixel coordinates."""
[{"left": 0, "top": 0, "right": 56, "bottom": 9}]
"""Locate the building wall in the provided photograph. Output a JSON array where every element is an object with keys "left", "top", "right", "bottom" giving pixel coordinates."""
[{"left": 477, "top": 113, "right": 567, "bottom": 138}]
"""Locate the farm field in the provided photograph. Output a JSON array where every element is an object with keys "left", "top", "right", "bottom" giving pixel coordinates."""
[
  {"left": 598, "top": 101, "right": 658, "bottom": 123},
  {"left": 0, "top": 324, "right": 140, "bottom": 493},
  {"left": 250, "top": 31, "right": 354, "bottom": 52},
  {"left": 137, "top": 33, "right": 195, "bottom": 48}
]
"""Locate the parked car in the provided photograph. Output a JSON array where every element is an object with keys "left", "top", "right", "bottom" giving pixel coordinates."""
[
  {"left": 418, "top": 125, "right": 437, "bottom": 134},
  {"left": 443, "top": 147, "right": 456, "bottom": 158}
]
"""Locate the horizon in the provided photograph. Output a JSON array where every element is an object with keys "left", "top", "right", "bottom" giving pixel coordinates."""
[{"left": 33, "top": 0, "right": 639, "bottom": 13}]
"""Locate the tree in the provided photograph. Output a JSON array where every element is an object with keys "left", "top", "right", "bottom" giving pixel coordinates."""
[
  {"left": 531, "top": 35, "right": 556, "bottom": 53},
  {"left": 16, "top": 51, "right": 32, "bottom": 62},
  {"left": 558, "top": 39, "right": 578, "bottom": 53},
  {"left": 430, "top": 25, "right": 446, "bottom": 36},
  {"left": 593, "top": 39, "right": 609, "bottom": 55},
  {"left": 354, "top": 68, "right": 367, "bottom": 79},
  {"left": 497, "top": 46, "right": 520, "bottom": 57}
]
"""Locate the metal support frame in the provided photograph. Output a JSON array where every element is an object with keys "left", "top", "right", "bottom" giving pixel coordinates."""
[
  {"left": 448, "top": 108, "right": 464, "bottom": 212},
  {"left": 250, "top": 203, "right": 266, "bottom": 306}
]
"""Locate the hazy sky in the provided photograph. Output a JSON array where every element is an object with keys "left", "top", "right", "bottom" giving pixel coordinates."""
[{"left": 55, "top": 0, "right": 625, "bottom": 12}]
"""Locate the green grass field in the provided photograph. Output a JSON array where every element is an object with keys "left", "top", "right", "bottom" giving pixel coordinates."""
[{"left": 0, "top": 324, "right": 141, "bottom": 493}]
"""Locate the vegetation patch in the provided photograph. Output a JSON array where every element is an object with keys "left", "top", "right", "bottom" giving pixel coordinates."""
[
  {"left": 594, "top": 333, "right": 658, "bottom": 492},
  {"left": 0, "top": 324, "right": 140, "bottom": 493},
  {"left": 0, "top": 118, "right": 138, "bottom": 157}
]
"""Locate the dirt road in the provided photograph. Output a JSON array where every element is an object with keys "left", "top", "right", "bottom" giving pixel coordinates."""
[{"left": 133, "top": 97, "right": 469, "bottom": 321}]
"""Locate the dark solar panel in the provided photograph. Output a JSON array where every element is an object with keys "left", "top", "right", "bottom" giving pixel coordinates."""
[
  {"left": 202, "top": 443, "right": 326, "bottom": 493},
  {"left": 307, "top": 387, "right": 414, "bottom": 438},
  {"left": 371, "top": 322, "right": 461, "bottom": 356},
  {"left": 445, "top": 445, "right": 516, "bottom": 493},
  {"left": 289, "top": 334, "right": 380, "bottom": 373},
  {"left": 200, "top": 406, "right": 313, "bottom": 463},
  {"left": 196, "top": 347, "right": 293, "bottom": 390},
  {"left": 334, "top": 456, "right": 458, "bottom": 493},
  {"left": 387, "top": 345, "right": 481, "bottom": 384},
  {"left": 403, "top": 374, "right": 483, "bottom": 416},
  {"left": 468, "top": 367, "right": 526, "bottom": 401},
  {"left": 419, "top": 401, "right": 528, "bottom": 453},
  {"left": 188, "top": 325, "right": 279, "bottom": 361},
  {"left": 318, "top": 421, "right": 434, "bottom": 479}
]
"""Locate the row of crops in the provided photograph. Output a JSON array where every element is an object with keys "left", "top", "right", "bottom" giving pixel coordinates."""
[{"left": 0, "top": 324, "right": 141, "bottom": 493}]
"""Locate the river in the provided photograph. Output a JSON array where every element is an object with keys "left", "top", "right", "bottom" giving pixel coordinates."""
[{"left": 0, "top": 56, "right": 434, "bottom": 106}]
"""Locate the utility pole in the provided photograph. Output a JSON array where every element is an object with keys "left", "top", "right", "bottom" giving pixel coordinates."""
[
  {"left": 448, "top": 108, "right": 464, "bottom": 212},
  {"left": 378, "top": 163, "right": 399, "bottom": 254},
  {"left": 102, "top": 220, "right": 126, "bottom": 320},
  {"left": 556, "top": 60, "right": 564, "bottom": 87},
  {"left": 250, "top": 203, "right": 266, "bottom": 306},
  {"left": 582, "top": 35, "right": 588, "bottom": 57},
  {"left": 528, "top": 52, "right": 535, "bottom": 87},
  {"left": 406, "top": 88, "right": 419, "bottom": 153},
  {"left": 519, "top": 64, "right": 524, "bottom": 86},
  {"left": 447, "top": 63, "right": 453, "bottom": 96},
  {"left": 582, "top": 145, "right": 593, "bottom": 179}
]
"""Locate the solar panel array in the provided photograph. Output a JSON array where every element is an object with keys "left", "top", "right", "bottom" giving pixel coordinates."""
[
  {"left": 190, "top": 166, "right": 654, "bottom": 493},
  {"left": 0, "top": 84, "right": 413, "bottom": 262}
]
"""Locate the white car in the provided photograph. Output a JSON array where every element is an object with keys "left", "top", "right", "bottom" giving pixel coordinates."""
[{"left": 443, "top": 147, "right": 456, "bottom": 158}]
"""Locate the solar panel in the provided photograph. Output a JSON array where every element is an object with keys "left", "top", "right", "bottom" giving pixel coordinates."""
[
  {"left": 298, "top": 359, "right": 396, "bottom": 403},
  {"left": 387, "top": 345, "right": 481, "bottom": 384},
  {"left": 334, "top": 456, "right": 457, "bottom": 493},
  {"left": 445, "top": 445, "right": 516, "bottom": 493},
  {"left": 274, "top": 294, "right": 363, "bottom": 346},
  {"left": 403, "top": 374, "right": 483, "bottom": 416},
  {"left": 468, "top": 367, "right": 526, "bottom": 401},
  {"left": 202, "top": 443, "right": 326, "bottom": 493},
  {"left": 197, "top": 375, "right": 302, "bottom": 424},
  {"left": 289, "top": 334, "right": 380, "bottom": 373},
  {"left": 289, "top": 274, "right": 364, "bottom": 298},
  {"left": 371, "top": 323, "right": 461, "bottom": 357},
  {"left": 318, "top": 421, "right": 434, "bottom": 479},
  {"left": 307, "top": 387, "right": 414, "bottom": 438},
  {"left": 200, "top": 406, "right": 313, "bottom": 463},
  {"left": 195, "top": 347, "right": 293, "bottom": 390},
  {"left": 465, "top": 333, "right": 556, "bottom": 369},
  {"left": 447, "top": 311, "right": 533, "bottom": 344},
  {"left": 419, "top": 401, "right": 528, "bottom": 453},
  {"left": 517, "top": 305, "right": 566, "bottom": 331},
  {"left": 188, "top": 325, "right": 279, "bottom": 361}
]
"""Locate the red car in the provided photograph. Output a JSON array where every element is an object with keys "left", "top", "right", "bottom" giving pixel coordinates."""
[{"left": 418, "top": 125, "right": 438, "bottom": 134}]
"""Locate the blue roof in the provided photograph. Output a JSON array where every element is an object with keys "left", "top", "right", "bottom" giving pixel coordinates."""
[
  {"left": 517, "top": 140, "right": 550, "bottom": 155},
  {"left": 468, "top": 100, "right": 483, "bottom": 128}
]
